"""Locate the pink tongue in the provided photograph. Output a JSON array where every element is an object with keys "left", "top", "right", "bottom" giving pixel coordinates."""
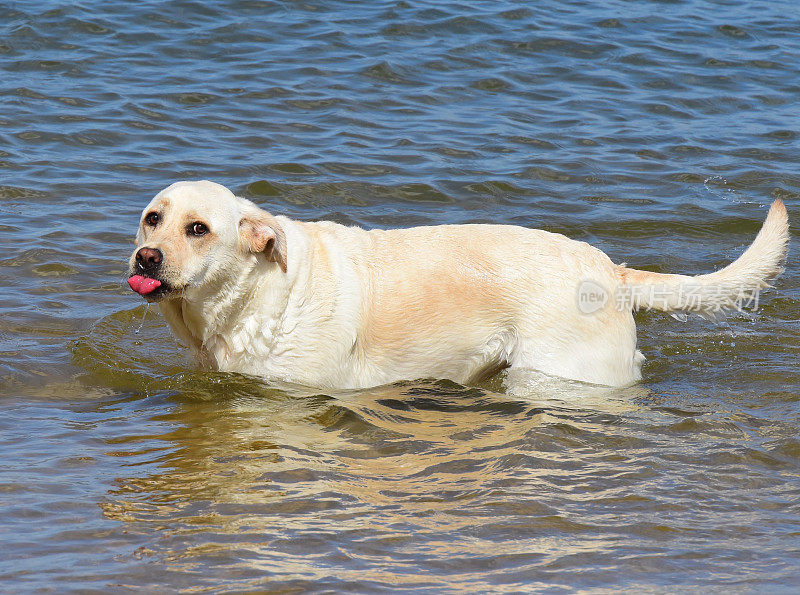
[{"left": 128, "top": 275, "right": 162, "bottom": 295}]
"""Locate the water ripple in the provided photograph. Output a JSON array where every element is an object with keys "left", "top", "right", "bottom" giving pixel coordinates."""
[{"left": 1, "top": 0, "right": 799, "bottom": 591}]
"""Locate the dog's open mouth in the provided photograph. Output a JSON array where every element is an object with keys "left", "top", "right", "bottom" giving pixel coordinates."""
[
  {"left": 128, "top": 275, "right": 161, "bottom": 295},
  {"left": 128, "top": 275, "right": 173, "bottom": 300}
]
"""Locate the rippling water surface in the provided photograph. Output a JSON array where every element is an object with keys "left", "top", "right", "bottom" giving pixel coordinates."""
[{"left": 1, "top": 0, "right": 799, "bottom": 591}]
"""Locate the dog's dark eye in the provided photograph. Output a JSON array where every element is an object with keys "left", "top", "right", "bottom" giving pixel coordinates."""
[
  {"left": 188, "top": 222, "right": 209, "bottom": 236},
  {"left": 144, "top": 211, "right": 160, "bottom": 226}
]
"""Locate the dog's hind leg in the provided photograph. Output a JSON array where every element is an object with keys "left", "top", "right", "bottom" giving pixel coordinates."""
[{"left": 502, "top": 314, "right": 643, "bottom": 393}]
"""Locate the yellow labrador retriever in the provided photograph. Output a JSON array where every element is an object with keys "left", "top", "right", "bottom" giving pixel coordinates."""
[{"left": 128, "top": 180, "right": 788, "bottom": 392}]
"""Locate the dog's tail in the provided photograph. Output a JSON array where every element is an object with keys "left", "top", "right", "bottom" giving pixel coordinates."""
[{"left": 616, "top": 199, "right": 789, "bottom": 316}]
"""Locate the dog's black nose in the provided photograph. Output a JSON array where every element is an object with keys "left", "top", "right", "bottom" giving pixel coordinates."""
[{"left": 136, "top": 247, "right": 163, "bottom": 270}]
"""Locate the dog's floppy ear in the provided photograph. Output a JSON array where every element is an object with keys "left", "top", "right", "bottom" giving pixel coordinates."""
[{"left": 239, "top": 210, "right": 288, "bottom": 273}]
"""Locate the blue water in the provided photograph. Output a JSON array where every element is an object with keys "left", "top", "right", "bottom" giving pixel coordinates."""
[{"left": 1, "top": 1, "right": 799, "bottom": 591}]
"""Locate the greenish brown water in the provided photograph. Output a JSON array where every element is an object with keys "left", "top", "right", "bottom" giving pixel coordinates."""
[{"left": 1, "top": 0, "right": 799, "bottom": 591}]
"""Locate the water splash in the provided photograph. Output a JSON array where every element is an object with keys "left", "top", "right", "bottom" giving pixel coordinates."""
[
  {"left": 134, "top": 304, "right": 150, "bottom": 335},
  {"left": 703, "top": 175, "right": 762, "bottom": 206}
]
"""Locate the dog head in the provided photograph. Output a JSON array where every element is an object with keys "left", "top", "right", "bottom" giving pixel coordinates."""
[{"left": 127, "top": 180, "right": 287, "bottom": 302}]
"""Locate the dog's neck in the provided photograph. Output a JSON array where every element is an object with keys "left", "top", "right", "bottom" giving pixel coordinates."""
[{"left": 159, "top": 258, "right": 294, "bottom": 368}]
